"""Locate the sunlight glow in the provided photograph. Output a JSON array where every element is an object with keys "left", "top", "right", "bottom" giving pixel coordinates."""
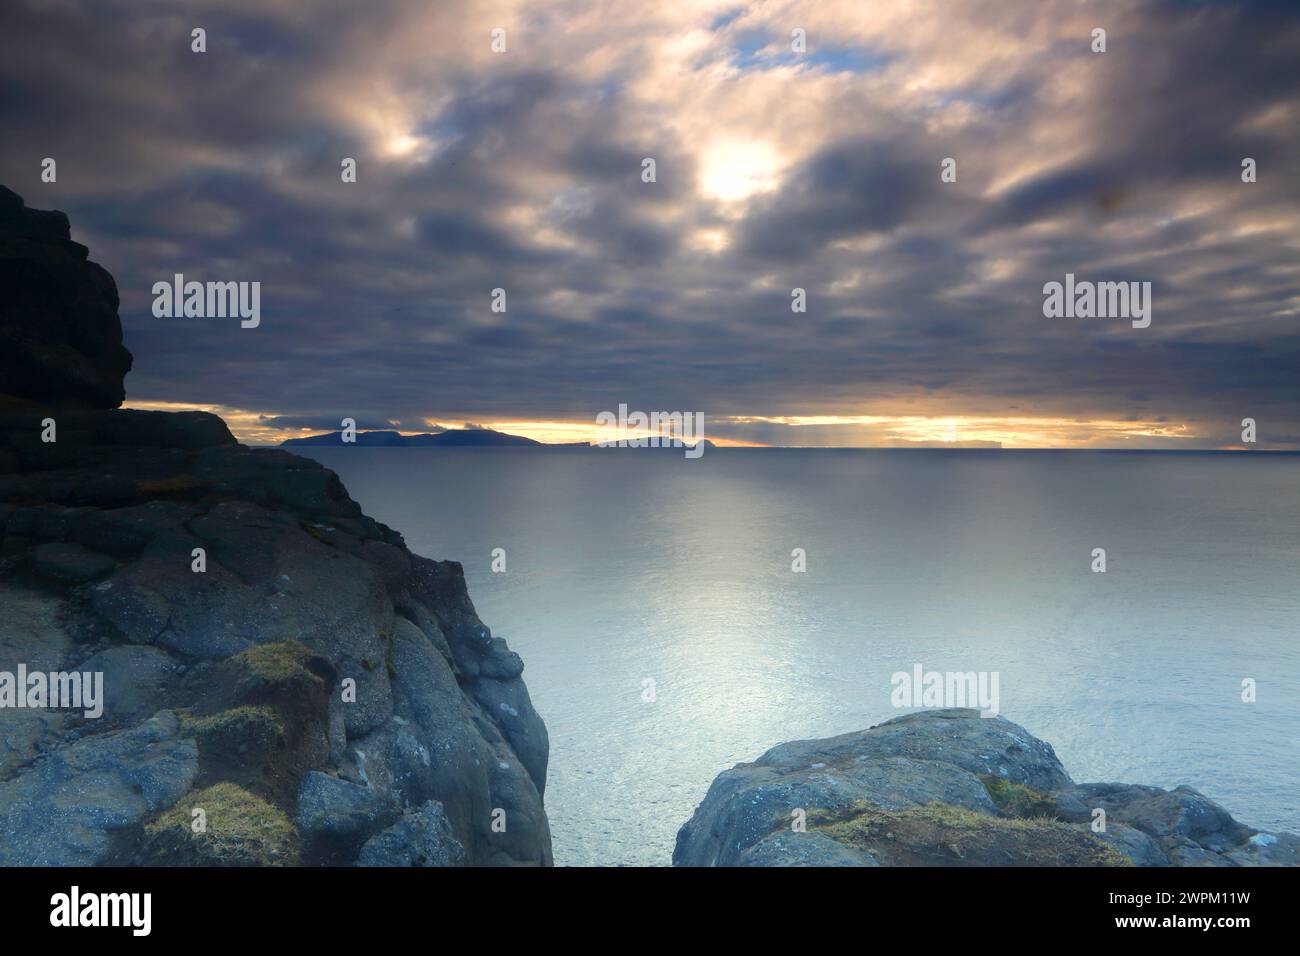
[
  {"left": 697, "top": 137, "right": 782, "bottom": 203},
  {"left": 728, "top": 415, "right": 1196, "bottom": 448}
]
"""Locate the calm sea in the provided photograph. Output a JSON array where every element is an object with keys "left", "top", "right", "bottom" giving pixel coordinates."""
[{"left": 299, "top": 447, "right": 1300, "bottom": 866}]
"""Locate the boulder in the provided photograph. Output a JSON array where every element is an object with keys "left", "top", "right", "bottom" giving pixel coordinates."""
[
  {"left": 79, "top": 644, "right": 178, "bottom": 727},
  {"left": 295, "top": 770, "right": 396, "bottom": 858},
  {"left": 356, "top": 800, "right": 466, "bottom": 867},
  {"left": 32, "top": 541, "right": 116, "bottom": 583}
]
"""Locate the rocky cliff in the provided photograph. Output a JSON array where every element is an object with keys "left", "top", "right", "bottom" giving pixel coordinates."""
[
  {"left": 674, "top": 709, "right": 1297, "bottom": 867},
  {"left": 0, "top": 186, "right": 552, "bottom": 866},
  {"left": 0, "top": 186, "right": 132, "bottom": 410}
]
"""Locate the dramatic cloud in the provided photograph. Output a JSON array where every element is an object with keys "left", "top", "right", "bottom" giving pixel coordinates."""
[{"left": 2, "top": 0, "right": 1297, "bottom": 446}]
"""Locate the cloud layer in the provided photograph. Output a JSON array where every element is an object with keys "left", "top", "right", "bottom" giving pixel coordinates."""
[{"left": 3, "top": 0, "right": 1298, "bottom": 446}]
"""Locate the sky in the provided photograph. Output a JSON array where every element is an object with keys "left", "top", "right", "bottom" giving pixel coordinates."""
[{"left": 2, "top": 0, "right": 1298, "bottom": 447}]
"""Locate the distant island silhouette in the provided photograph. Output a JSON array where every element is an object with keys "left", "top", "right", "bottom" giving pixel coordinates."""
[
  {"left": 280, "top": 428, "right": 722, "bottom": 449},
  {"left": 281, "top": 428, "right": 587, "bottom": 448}
]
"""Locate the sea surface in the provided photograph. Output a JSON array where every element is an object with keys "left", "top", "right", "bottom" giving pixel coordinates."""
[{"left": 299, "top": 447, "right": 1300, "bottom": 866}]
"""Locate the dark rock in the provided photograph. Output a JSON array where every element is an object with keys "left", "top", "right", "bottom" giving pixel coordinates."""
[
  {"left": 0, "top": 586, "right": 72, "bottom": 777},
  {"left": 32, "top": 541, "right": 116, "bottom": 583},
  {"left": 346, "top": 617, "right": 552, "bottom": 865},
  {"left": 0, "top": 186, "right": 132, "bottom": 409},
  {"left": 90, "top": 577, "right": 172, "bottom": 644},
  {"left": 5, "top": 505, "right": 79, "bottom": 540},
  {"left": 0, "top": 711, "right": 197, "bottom": 865},
  {"left": 1068, "top": 782, "right": 1251, "bottom": 845},
  {"left": 191, "top": 446, "right": 361, "bottom": 519},
  {"left": 68, "top": 474, "right": 136, "bottom": 506},
  {"left": 79, "top": 644, "right": 178, "bottom": 727},
  {"left": 88, "top": 409, "right": 234, "bottom": 449},
  {"left": 739, "top": 831, "right": 880, "bottom": 867},
  {"left": 356, "top": 800, "right": 466, "bottom": 867},
  {"left": 1091, "top": 822, "right": 1170, "bottom": 866},
  {"left": 408, "top": 554, "right": 549, "bottom": 796},
  {"left": 465, "top": 673, "right": 550, "bottom": 796},
  {"left": 295, "top": 770, "right": 396, "bottom": 857},
  {"left": 73, "top": 501, "right": 202, "bottom": 559}
]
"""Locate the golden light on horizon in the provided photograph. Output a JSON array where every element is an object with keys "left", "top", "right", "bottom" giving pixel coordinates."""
[
  {"left": 124, "top": 403, "right": 1199, "bottom": 450},
  {"left": 729, "top": 414, "right": 1196, "bottom": 448}
]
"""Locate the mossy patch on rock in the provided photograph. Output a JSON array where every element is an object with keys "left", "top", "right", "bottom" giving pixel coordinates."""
[
  {"left": 980, "top": 774, "right": 1059, "bottom": 819},
  {"left": 383, "top": 629, "right": 397, "bottom": 679},
  {"left": 300, "top": 521, "right": 329, "bottom": 543},
  {"left": 141, "top": 782, "right": 300, "bottom": 866},
  {"left": 183, "top": 705, "right": 286, "bottom": 759},
  {"left": 809, "top": 800, "right": 1131, "bottom": 867},
  {"left": 226, "top": 640, "right": 334, "bottom": 701}
]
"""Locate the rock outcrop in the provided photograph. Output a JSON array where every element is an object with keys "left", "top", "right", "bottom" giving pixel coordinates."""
[
  {"left": 0, "top": 185, "right": 132, "bottom": 409},
  {"left": 674, "top": 709, "right": 1297, "bottom": 867},
  {"left": 0, "top": 187, "right": 551, "bottom": 866}
]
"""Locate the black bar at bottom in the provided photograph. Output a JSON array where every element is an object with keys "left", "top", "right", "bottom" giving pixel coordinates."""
[{"left": 0, "top": 865, "right": 1287, "bottom": 942}]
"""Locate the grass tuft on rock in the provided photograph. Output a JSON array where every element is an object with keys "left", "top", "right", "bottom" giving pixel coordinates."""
[
  {"left": 142, "top": 782, "right": 300, "bottom": 866},
  {"left": 980, "top": 774, "right": 1059, "bottom": 819},
  {"left": 808, "top": 800, "right": 1131, "bottom": 867},
  {"left": 226, "top": 640, "right": 332, "bottom": 700},
  {"left": 182, "top": 705, "right": 285, "bottom": 753}
]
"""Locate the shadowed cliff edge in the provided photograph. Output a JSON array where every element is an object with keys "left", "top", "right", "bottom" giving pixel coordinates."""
[
  {"left": 0, "top": 185, "right": 552, "bottom": 866},
  {"left": 674, "top": 709, "right": 1298, "bottom": 867}
]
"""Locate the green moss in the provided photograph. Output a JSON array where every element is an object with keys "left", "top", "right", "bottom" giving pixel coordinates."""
[
  {"left": 301, "top": 522, "right": 328, "bottom": 543},
  {"left": 182, "top": 705, "right": 284, "bottom": 750},
  {"left": 383, "top": 630, "right": 396, "bottom": 679},
  {"left": 809, "top": 800, "right": 1131, "bottom": 867},
  {"left": 225, "top": 640, "right": 329, "bottom": 703},
  {"left": 143, "top": 783, "right": 300, "bottom": 866},
  {"left": 980, "top": 774, "right": 1059, "bottom": 819},
  {"left": 230, "top": 641, "right": 319, "bottom": 682}
]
